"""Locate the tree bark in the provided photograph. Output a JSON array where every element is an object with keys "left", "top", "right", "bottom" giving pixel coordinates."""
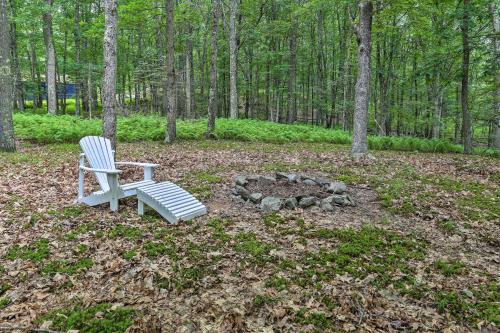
[
  {"left": 287, "top": 22, "right": 297, "bottom": 124},
  {"left": 8, "top": 0, "right": 23, "bottom": 111},
  {"left": 42, "top": 0, "right": 57, "bottom": 115},
  {"left": 164, "top": 0, "right": 176, "bottom": 143},
  {"left": 185, "top": 9, "right": 195, "bottom": 119},
  {"left": 0, "top": 0, "right": 15, "bottom": 151},
  {"left": 102, "top": 0, "right": 118, "bottom": 149},
  {"left": 206, "top": 0, "right": 219, "bottom": 138},
  {"left": 351, "top": 0, "right": 373, "bottom": 157},
  {"left": 491, "top": 3, "right": 500, "bottom": 149},
  {"left": 74, "top": 0, "right": 81, "bottom": 116},
  {"left": 462, "top": 0, "right": 472, "bottom": 154},
  {"left": 229, "top": 0, "right": 238, "bottom": 119}
]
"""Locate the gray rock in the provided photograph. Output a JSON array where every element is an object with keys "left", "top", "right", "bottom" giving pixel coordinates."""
[
  {"left": 234, "top": 185, "right": 250, "bottom": 200},
  {"left": 303, "top": 179, "right": 317, "bottom": 186},
  {"left": 314, "top": 178, "right": 330, "bottom": 186},
  {"left": 299, "top": 196, "right": 316, "bottom": 208},
  {"left": 246, "top": 175, "right": 260, "bottom": 181},
  {"left": 327, "top": 181, "right": 347, "bottom": 194},
  {"left": 287, "top": 174, "right": 299, "bottom": 183},
  {"left": 327, "top": 193, "right": 355, "bottom": 206},
  {"left": 235, "top": 176, "right": 248, "bottom": 187},
  {"left": 284, "top": 197, "right": 298, "bottom": 209},
  {"left": 261, "top": 197, "right": 283, "bottom": 211},
  {"left": 329, "top": 194, "right": 347, "bottom": 205},
  {"left": 320, "top": 199, "right": 334, "bottom": 211},
  {"left": 249, "top": 192, "right": 263, "bottom": 204},
  {"left": 275, "top": 172, "right": 288, "bottom": 180},
  {"left": 259, "top": 176, "right": 276, "bottom": 184},
  {"left": 345, "top": 194, "right": 355, "bottom": 206}
]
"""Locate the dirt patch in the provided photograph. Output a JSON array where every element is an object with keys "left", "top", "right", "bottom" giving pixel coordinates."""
[{"left": 245, "top": 177, "right": 330, "bottom": 199}]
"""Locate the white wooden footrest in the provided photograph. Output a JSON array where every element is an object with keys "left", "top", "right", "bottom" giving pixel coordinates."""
[{"left": 136, "top": 181, "right": 207, "bottom": 224}]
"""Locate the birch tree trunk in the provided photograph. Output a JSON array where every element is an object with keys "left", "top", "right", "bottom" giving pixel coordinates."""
[
  {"left": 351, "top": 0, "right": 373, "bottom": 157},
  {"left": 206, "top": 0, "right": 219, "bottom": 138},
  {"left": 164, "top": 0, "right": 176, "bottom": 143},
  {"left": 491, "top": 3, "right": 500, "bottom": 149},
  {"left": 462, "top": 0, "right": 472, "bottom": 154},
  {"left": 229, "top": 0, "right": 238, "bottom": 119},
  {"left": 102, "top": 0, "right": 118, "bottom": 148},
  {"left": 0, "top": 0, "right": 15, "bottom": 151},
  {"left": 42, "top": 0, "right": 57, "bottom": 115}
]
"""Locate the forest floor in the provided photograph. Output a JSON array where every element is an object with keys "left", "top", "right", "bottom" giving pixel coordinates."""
[{"left": 0, "top": 140, "right": 498, "bottom": 333}]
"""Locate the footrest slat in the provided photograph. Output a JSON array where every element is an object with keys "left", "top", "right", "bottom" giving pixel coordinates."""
[{"left": 137, "top": 181, "right": 207, "bottom": 224}]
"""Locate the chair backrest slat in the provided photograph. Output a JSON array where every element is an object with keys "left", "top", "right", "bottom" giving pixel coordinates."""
[{"left": 79, "top": 136, "right": 115, "bottom": 192}]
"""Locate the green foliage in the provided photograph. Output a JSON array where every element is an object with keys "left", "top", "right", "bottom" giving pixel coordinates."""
[
  {"left": 13, "top": 113, "right": 495, "bottom": 156},
  {"left": 253, "top": 294, "right": 276, "bottom": 308},
  {"left": 234, "top": 232, "right": 273, "bottom": 263},
  {"left": 297, "top": 226, "right": 426, "bottom": 289},
  {"left": 6, "top": 239, "right": 50, "bottom": 262},
  {"left": 42, "top": 258, "right": 93, "bottom": 275},
  {"left": 434, "top": 260, "right": 466, "bottom": 276},
  {"left": 108, "top": 224, "right": 143, "bottom": 240},
  {"left": 37, "top": 303, "right": 135, "bottom": 333},
  {"left": 0, "top": 298, "right": 11, "bottom": 309}
]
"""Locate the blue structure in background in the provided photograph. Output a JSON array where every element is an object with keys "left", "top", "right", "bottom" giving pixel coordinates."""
[{"left": 26, "top": 82, "right": 76, "bottom": 100}]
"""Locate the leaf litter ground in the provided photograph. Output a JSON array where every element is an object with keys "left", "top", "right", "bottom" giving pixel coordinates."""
[{"left": 0, "top": 141, "right": 498, "bottom": 332}]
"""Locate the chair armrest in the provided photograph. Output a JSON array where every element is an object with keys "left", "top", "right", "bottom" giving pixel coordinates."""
[
  {"left": 80, "top": 166, "right": 122, "bottom": 174},
  {"left": 115, "top": 162, "right": 160, "bottom": 168}
]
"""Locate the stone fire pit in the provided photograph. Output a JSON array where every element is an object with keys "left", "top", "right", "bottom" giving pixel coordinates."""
[{"left": 231, "top": 172, "right": 355, "bottom": 212}]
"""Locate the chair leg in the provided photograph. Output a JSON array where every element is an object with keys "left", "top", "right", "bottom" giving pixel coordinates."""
[
  {"left": 110, "top": 198, "right": 119, "bottom": 212},
  {"left": 138, "top": 200, "right": 144, "bottom": 215}
]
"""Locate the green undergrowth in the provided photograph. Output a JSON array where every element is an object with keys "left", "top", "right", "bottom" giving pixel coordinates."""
[
  {"left": 14, "top": 113, "right": 497, "bottom": 156},
  {"left": 297, "top": 226, "right": 426, "bottom": 289},
  {"left": 37, "top": 303, "right": 135, "bottom": 333}
]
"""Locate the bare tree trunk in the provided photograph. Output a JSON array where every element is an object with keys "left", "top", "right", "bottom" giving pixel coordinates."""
[
  {"left": 74, "top": 0, "right": 81, "bottom": 116},
  {"left": 8, "top": 0, "right": 23, "bottom": 111},
  {"left": 351, "top": 0, "right": 373, "bottom": 157},
  {"left": 229, "top": 0, "right": 238, "bottom": 119},
  {"left": 462, "top": 0, "right": 472, "bottom": 154},
  {"left": 491, "top": 3, "right": 500, "bottom": 149},
  {"left": 287, "top": 22, "right": 297, "bottom": 124},
  {"left": 0, "top": 0, "right": 15, "bottom": 151},
  {"left": 102, "top": 0, "right": 118, "bottom": 148},
  {"left": 42, "top": 0, "right": 57, "bottom": 115},
  {"left": 432, "top": 86, "right": 443, "bottom": 139},
  {"left": 62, "top": 28, "right": 68, "bottom": 113},
  {"left": 185, "top": 15, "right": 195, "bottom": 119},
  {"left": 206, "top": 0, "right": 219, "bottom": 138},
  {"left": 164, "top": 0, "right": 176, "bottom": 143},
  {"left": 29, "top": 40, "right": 42, "bottom": 109}
]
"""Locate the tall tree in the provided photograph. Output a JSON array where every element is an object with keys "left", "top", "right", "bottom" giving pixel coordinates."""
[
  {"left": 74, "top": 0, "right": 81, "bottom": 116},
  {"left": 164, "top": 0, "right": 176, "bottom": 143},
  {"left": 206, "top": 0, "right": 219, "bottom": 138},
  {"left": 229, "top": 0, "right": 238, "bottom": 119},
  {"left": 491, "top": 3, "right": 500, "bottom": 149},
  {"left": 351, "top": 1, "right": 373, "bottom": 157},
  {"left": 102, "top": 0, "right": 118, "bottom": 148},
  {"left": 461, "top": 0, "right": 472, "bottom": 154},
  {"left": 185, "top": 14, "right": 195, "bottom": 119},
  {"left": 287, "top": 19, "right": 297, "bottom": 123},
  {"left": 8, "top": 0, "right": 23, "bottom": 111},
  {"left": 0, "top": 0, "right": 15, "bottom": 151},
  {"left": 42, "top": 0, "right": 57, "bottom": 115}
]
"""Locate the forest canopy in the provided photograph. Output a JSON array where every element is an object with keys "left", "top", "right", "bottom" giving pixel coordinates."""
[{"left": 1, "top": 0, "right": 500, "bottom": 150}]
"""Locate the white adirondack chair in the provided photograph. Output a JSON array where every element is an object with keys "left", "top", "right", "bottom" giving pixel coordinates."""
[{"left": 77, "top": 136, "right": 159, "bottom": 211}]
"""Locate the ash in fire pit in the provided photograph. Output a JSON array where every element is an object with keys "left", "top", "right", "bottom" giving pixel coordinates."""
[{"left": 232, "top": 172, "right": 355, "bottom": 212}]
